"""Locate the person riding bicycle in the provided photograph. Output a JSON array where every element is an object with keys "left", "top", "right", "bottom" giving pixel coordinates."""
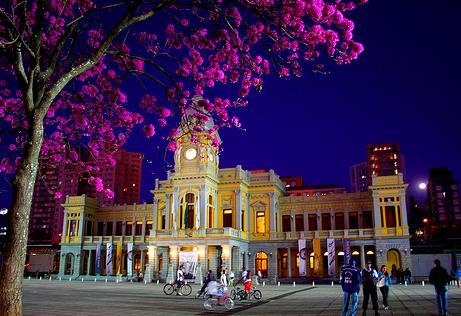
[
  {"left": 175, "top": 266, "right": 185, "bottom": 296},
  {"left": 198, "top": 270, "right": 215, "bottom": 297},
  {"left": 207, "top": 280, "right": 227, "bottom": 304},
  {"left": 244, "top": 270, "right": 252, "bottom": 299}
]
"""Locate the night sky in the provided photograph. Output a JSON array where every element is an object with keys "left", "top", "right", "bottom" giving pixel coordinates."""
[{"left": 1, "top": 0, "right": 461, "bottom": 210}]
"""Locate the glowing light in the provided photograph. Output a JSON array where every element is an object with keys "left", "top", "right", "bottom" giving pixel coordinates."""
[
  {"left": 423, "top": 218, "right": 429, "bottom": 224},
  {"left": 419, "top": 182, "right": 427, "bottom": 190}
]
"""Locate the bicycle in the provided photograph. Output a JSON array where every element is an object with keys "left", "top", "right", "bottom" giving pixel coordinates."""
[
  {"left": 163, "top": 282, "right": 192, "bottom": 296},
  {"left": 195, "top": 288, "right": 210, "bottom": 299},
  {"left": 230, "top": 286, "right": 262, "bottom": 300}
]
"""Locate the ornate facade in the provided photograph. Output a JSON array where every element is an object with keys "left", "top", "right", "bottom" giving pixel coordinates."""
[{"left": 58, "top": 121, "right": 411, "bottom": 282}]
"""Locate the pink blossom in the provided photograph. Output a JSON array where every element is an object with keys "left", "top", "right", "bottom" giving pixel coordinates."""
[
  {"left": 103, "top": 189, "right": 114, "bottom": 199},
  {"left": 143, "top": 124, "right": 156, "bottom": 138},
  {"left": 54, "top": 192, "right": 62, "bottom": 199}
]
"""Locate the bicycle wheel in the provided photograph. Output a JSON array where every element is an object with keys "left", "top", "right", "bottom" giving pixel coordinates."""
[
  {"left": 204, "top": 298, "right": 213, "bottom": 310},
  {"left": 230, "top": 289, "right": 236, "bottom": 300},
  {"left": 181, "top": 283, "right": 192, "bottom": 296},
  {"left": 224, "top": 298, "right": 234, "bottom": 310},
  {"left": 163, "top": 283, "right": 175, "bottom": 295},
  {"left": 253, "top": 290, "right": 262, "bottom": 300}
]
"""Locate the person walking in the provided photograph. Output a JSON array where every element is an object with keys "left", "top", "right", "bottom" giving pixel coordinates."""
[
  {"left": 429, "top": 259, "right": 450, "bottom": 316},
  {"left": 361, "top": 260, "right": 379, "bottom": 316},
  {"left": 377, "top": 265, "right": 391, "bottom": 310},
  {"left": 229, "top": 270, "right": 235, "bottom": 286},
  {"left": 198, "top": 269, "right": 215, "bottom": 296},
  {"left": 244, "top": 270, "right": 252, "bottom": 299},
  {"left": 456, "top": 266, "right": 461, "bottom": 288},
  {"left": 220, "top": 269, "right": 228, "bottom": 291},
  {"left": 340, "top": 259, "right": 361, "bottom": 316}
]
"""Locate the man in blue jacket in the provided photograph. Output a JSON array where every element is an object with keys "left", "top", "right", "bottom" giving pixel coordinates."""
[{"left": 341, "top": 259, "right": 362, "bottom": 316}]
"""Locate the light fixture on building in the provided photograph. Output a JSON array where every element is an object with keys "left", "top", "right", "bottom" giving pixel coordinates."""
[
  {"left": 269, "top": 252, "right": 273, "bottom": 258},
  {"left": 379, "top": 249, "right": 383, "bottom": 256},
  {"left": 247, "top": 252, "right": 252, "bottom": 257},
  {"left": 404, "top": 248, "right": 408, "bottom": 254}
]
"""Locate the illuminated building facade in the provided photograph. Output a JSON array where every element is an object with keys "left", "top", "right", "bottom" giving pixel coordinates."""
[{"left": 58, "top": 117, "right": 411, "bottom": 281}]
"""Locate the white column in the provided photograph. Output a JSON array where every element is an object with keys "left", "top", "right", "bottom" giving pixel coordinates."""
[
  {"left": 304, "top": 211, "right": 309, "bottom": 232},
  {"left": 152, "top": 198, "right": 158, "bottom": 231},
  {"left": 165, "top": 194, "right": 171, "bottom": 230},
  {"left": 316, "top": 210, "right": 321, "bottom": 231},
  {"left": 270, "top": 192, "right": 276, "bottom": 231},
  {"left": 290, "top": 210, "right": 295, "bottom": 231},
  {"left": 172, "top": 188, "right": 179, "bottom": 230},
  {"left": 200, "top": 184, "right": 207, "bottom": 229},
  {"left": 287, "top": 248, "right": 292, "bottom": 278},
  {"left": 246, "top": 195, "right": 250, "bottom": 232},
  {"left": 399, "top": 192, "right": 409, "bottom": 227},
  {"left": 235, "top": 190, "right": 242, "bottom": 230}
]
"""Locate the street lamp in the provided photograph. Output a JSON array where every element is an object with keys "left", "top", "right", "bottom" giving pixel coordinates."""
[{"left": 418, "top": 182, "right": 427, "bottom": 190}]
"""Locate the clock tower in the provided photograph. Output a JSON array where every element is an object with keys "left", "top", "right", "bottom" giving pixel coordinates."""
[{"left": 173, "top": 102, "right": 220, "bottom": 177}]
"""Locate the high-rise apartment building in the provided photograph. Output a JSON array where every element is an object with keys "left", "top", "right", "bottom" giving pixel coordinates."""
[
  {"left": 427, "top": 167, "right": 461, "bottom": 225},
  {"left": 366, "top": 143, "right": 405, "bottom": 186},
  {"left": 28, "top": 149, "right": 143, "bottom": 246},
  {"left": 350, "top": 162, "right": 368, "bottom": 192}
]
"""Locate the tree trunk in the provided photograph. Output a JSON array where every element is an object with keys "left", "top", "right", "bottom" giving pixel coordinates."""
[{"left": 0, "top": 113, "right": 44, "bottom": 316}]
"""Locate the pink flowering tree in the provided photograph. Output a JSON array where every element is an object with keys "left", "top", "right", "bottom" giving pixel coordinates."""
[{"left": 0, "top": 0, "right": 366, "bottom": 313}]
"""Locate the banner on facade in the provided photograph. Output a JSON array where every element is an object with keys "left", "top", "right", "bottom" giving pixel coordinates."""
[
  {"left": 343, "top": 238, "right": 351, "bottom": 266},
  {"left": 105, "top": 243, "right": 112, "bottom": 275},
  {"left": 313, "top": 238, "right": 321, "bottom": 273},
  {"left": 298, "top": 239, "right": 306, "bottom": 276},
  {"left": 327, "top": 238, "right": 336, "bottom": 277},
  {"left": 127, "top": 242, "right": 133, "bottom": 277},
  {"left": 178, "top": 251, "right": 198, "bottom": 282},
  {"left": 116, "top": 241, "right": 122, "bottom": 275},
  {"left": 95, "top": 244, "right": 101, "bottom": 275}
]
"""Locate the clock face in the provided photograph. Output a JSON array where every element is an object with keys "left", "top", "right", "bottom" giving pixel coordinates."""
[{"left": 185, "top": 148, "right": 197, "bottom": 160}]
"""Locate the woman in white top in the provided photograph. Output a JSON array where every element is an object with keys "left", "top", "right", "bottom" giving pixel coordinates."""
[{"left": 220, "top": 269, "right": 228, "bottom": 290}]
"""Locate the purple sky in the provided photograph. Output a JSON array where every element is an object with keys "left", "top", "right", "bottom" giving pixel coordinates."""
[{"left": 1, "top": 0, "right": 461, "bottom": 211}]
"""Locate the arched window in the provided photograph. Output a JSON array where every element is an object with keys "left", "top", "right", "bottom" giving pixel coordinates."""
[
  {"left": 255, "top": 252, "right": 268, "bottom": 278},
  {"left": 256, "top": 211, "right": 265, "bottom": 233}
]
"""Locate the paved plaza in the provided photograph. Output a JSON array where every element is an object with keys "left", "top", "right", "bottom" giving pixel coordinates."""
[{"left": 23, "top": 280, "right": 461, "bottom": 315}]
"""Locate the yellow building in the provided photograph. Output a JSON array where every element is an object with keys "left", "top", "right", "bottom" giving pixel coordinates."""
[{"left": 59, "top": 113, "right": 411, "bottom": 282}]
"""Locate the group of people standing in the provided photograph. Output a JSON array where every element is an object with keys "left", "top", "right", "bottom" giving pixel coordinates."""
[
  {"left": 341, "top": 259, "right": 453, "bottom": 316},
  {"left": 340, "top": 259, "right": 389, "bottom": 316}
]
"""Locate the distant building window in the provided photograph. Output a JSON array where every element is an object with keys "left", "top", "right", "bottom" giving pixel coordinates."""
[
  {"left": 135, "top": 221, "right": 143, "bottom": 235},
  {"left": 385, "top": 206, "right": 396, "bottom": 227},
  {"left": 126, "top": 221, "right": 133, "bottom": 235},
  {"left": 116, "top": 221, "right": 123, "bottom": 235},
  {"left": 256, "top": 211, "right": 265, "bottom": 233}
]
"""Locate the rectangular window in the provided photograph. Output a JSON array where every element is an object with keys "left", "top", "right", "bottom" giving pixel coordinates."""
[
  {"left": 282, "top": 215, "right": 291, "bottom": 232},
  {"left": 106, "top": 222, "right": 113, "bottom": 236},
  {"left": 308, "top": 214, "right": 317, "bottom": 231},
  {"left": 362, "top": 211, "right": 373, "bottom": 228},
  {"left": 208, "top": 207, "right": 213, "bottom": 229},
  {"left": 135, "top": 221, "right": 143, "bottom": 235},
  {"left": 295, "top": 214, "right": 304, "bottom": 232},
  {"left": 223, "top": 209, "right": 233, "bottom": 228},
  {"left": 256, "top": 211, "right": 265, "bottom": 233},
  {"left": 115, "top": 221, "right": 123, "bottom": 235},
  {"left": 349, "top": 212, "right": 358, "bottom": 229},
  {"left": 322, "top": 213, "right": 331, "bottom": 230},
  {"left": 146, "top": 220, "right": 153, "bottom": 233},
  {"left": 85, "top": 221, "right": 93, "bottom": 236},
  {"left": 161, "top": 215, "right": 166, "bottom": 230},
  {"left": 97, "top": 222, "right": 104, "bottom": 236},
  {"left": 335, "top": 213, "right": 344, "bottom": 230},
  {"left": 126, "top": 221, "right": 133, "bottom": 235},
  {"left": 385, "top": 206, "right": 396, "bottom": 227}
]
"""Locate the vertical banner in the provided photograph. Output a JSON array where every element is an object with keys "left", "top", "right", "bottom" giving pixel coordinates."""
[
  {"left": 105, "top": 243, "right": 113, "bottom": 275},
  {"left": 95, "top": 244, "right": 101, "bottom": 275},
  {"left": 313, "top": 238, "right": 321, "bottom": 275},
  {"left": 127, "top": 242, "right": 133, "bottom": 277},
  {"left": 116, "top": 241, "right": 122, "bottom": 275},
  {"left": 178, "top": 251, "right": 198, "bottom": 282},
  {"left": 343, "top": 238, "right": 351, "bottom": 265},
  {"left": 327, "top": 238, "right": 336, "bottom": 277},
  {"left": 298, "top": 239, "right": 306, "bottom": 276}
]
